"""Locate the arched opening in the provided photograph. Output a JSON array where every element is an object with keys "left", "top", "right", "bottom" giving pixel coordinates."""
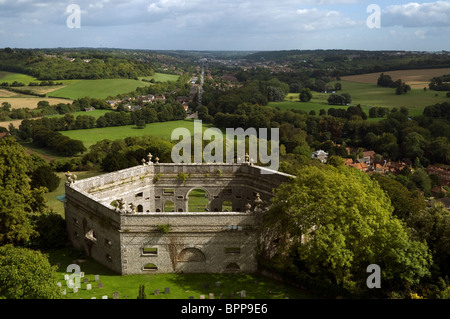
[
  {"left": 176, "top": 248, "right": 207, "bottom": 273},
  {"left": 143, "top": 263, "right": 158, "bottom": 271},
  {"left": 177, "top": 248, "right": 206, "bottom": 262},
  {"left": 226, "top": 263, "right": 240, "bottom": 271},
  {"left": 164, "top": 200, "right": 175, "bottom": 212},
  {"left": 222, "top": 200, "right": 233, "bottom": 212},
  {"left": 187, "top": 188, "right": 209, "bottom": 212},
  {"left": 137, "top": 205, "right": 143, "bottom": 213}
]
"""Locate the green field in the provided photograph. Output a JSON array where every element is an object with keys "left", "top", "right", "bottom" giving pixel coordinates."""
[
  {"left": 49, "top": 73, "right": 180, "bottom": 100},
  {"left": 47, "top": 247, "right": 313, "bottom": 299},
  {"left": 61, "top": 119, "right": 212, "bottom": 150},
  {"left": 47, "top": 109, "right": 112, "bottom": 119},
  {"left": 269, "top": 81, "right": 446, "bottom": 118},
  {"left": 0, "top": 71, "right": 37, "bottom": 84}
]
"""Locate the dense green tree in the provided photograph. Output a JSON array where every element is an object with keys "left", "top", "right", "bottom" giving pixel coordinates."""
[
  {"left": 0, "top": 137, "right": 49, "bottom": 245},
  {"left": 263, "top": 165, "right": 432, "bottom": 295},
  {"left": 30, "top": 165, "right": 61, "bottom": 193},
  {"left": 0, "top": 245, "right": 60, "bottom": 299},
  {"left": 299, "top": 88, "right": 313, "bottom": 102}
]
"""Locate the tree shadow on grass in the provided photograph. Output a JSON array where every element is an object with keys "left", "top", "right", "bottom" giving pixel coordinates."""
[{"left": 165, "top": 273, "right": 314, "bottom": 299}]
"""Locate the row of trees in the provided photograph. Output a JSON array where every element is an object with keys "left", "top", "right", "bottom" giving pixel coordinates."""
[
  {"left": 429, "top": 75, "right": 450, "bottom": 91},
  {"left": 377, "top": 73, "right": 411, "bottom": 95},
  {"left": 0, "top": 49, "right": 155, "bottom": 80}
]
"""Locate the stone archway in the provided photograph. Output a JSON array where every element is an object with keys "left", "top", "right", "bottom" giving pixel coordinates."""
[
  {"left": 176, "top": 247, "right": 207, "bottom": 273},
  {"left": 186, "top": 188, "right": 210, "bottom": 212}
]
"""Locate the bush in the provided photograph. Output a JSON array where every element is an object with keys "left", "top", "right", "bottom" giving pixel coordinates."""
[{"left": 30, "top": 165, "right": 61, "bottom": 192}]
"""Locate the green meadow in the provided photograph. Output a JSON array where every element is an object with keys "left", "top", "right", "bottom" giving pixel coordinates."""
[
  {"left": 0, "top": 71, "right": 37, "bottom": 84},
  {"left": 47, "top": 109, "right": 112, "bottom": 119},
  {"left": 60, "top": 119, "right": 213, "bottom": 150},
  {"left": 0, "top": 72, "right": 180, "bottom": 100},
  {"left": 47, "top": 247, "right": 314, "bottom": 299},
  {"left": 269, "top": 80, "right": 446, "bottom": 118}
]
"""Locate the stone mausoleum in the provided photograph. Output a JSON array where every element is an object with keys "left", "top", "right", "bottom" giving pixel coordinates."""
[{"left": 64, "top": 159, "right": 293, "bottom": 275}]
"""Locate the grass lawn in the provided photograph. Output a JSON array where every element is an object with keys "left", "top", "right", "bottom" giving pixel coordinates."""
[
  {"left": 46, "top": 247, "right": 314, "bottom": 299},
  {"left": 0, "top": 71, "right": 37, "bottom": 84},
  {"left": 60, "top": 119, "right": 213, "bottom": 150},
  {"left": 187, "top": 189, "right": 209, "bottom": 212},
  {"left": 48, "top": 73, "right": 180, "bottom": 100}
]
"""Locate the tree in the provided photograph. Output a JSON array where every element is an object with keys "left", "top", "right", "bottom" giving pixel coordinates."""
[
  {"left": 30, "top": 165, "right": 61, "bottom": 192},
  {"left": 407, "top": 202, "right": 450, "bottom": 277},
  {"left": 0, "top": 137, "right": 48, "bottom": 245},
  {"left": 1, "top": 101, "right": 11, "bottom": 112},
  {"left": 299, "top": 88, "right": 312, "bottom": 102},
  {"left": 137, "top": 284, "right": 147, "bottom": 299},
  {"left": 0, "top": 245, "right": 61, "bottom": 299},
  {"left": 263, "top": 165, "right": 432, "bottom": 295}
]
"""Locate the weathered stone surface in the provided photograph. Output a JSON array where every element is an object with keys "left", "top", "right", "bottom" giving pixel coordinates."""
[{"left": 65, "top": 163, "right": 293, "bottom": 275}]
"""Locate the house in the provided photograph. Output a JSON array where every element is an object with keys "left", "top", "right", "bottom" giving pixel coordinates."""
[
  {"left": 84, "top": 107, "right": 95, "bottom": 112},
  {"left": 426, "top": 165, "right": 450, "bottom": 186},
  {"left": 311, "top": 150, "right": 328, "bottom": 163},
  {"left": 431, "top": 186, "right": 448, "bottom": 197},
  {"left": 106, "top": 100, "right": 117, "bottom": 107}
]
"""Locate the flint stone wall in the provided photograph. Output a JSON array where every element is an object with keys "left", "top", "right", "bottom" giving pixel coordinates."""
[{"left": 64, "top": 163, "right": 293, "bottom": 275}]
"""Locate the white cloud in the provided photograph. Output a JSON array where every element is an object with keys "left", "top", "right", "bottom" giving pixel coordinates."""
[{"left": 383, "top": 1, "right": 450, "bottom": 27}]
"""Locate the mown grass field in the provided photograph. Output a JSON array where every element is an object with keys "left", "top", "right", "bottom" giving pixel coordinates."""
[
  {"left": 61, "top": 119, "right": 212, "bottom": 150},
  {"left": 46, "top": 247, "right": 314, "bottom": 299},
  {"left": 49, "top": 73, "right": 180, "bottom": 100}
]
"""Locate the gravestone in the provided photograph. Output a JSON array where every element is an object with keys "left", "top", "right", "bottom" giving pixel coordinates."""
[
  {"left": 73, "top": 287, "right": 78, "bottom": 293},
  {"left": 154, "top": 289, "right": 160, "bottom": 295},
  {"left": 86, "top": 284, "right": 92, "bottom": 290},
  {"left": 91, "top": 297, "right": 96, "bottom": 299},
  {"left": 62, "top": 289, "right": 66, "bottom": 296},
  {"left": 113, "top": 292, "right": 119, "bottom": 299},
  {"left": 68, "top": 279, "right": 74, "bottom": 287},
  {"left": 199, "top": 295, "right": 205, "bottom": 299},
  {"left": 95, "top": 275, "right": 100, "bottom": 282},
  {"left": 102, "top": 296, "right": 108, "bottom": 299},
  {"left": 209, "top": 293, "right": 214, "bottom": 299},
  {"left": 241, "top": 290, "right": 246, "bottom": 297},
  {"left": 164, "top": 287, "right": 170, "bottom": 294},
  {"left": 64, "top": 274, "right": 69, "bottom": 281},
  {"left": 215, "top": 282, "right": 221, "bottom": 288},
  {"left": 57, "top": 282, "right": 62, "bottom": 287},
  {"left": 98, "top": 282, "right": 103, "bottom": 288},
  {"left": 80, "top": 272, "right": 84, "bottom": 278},
  {"left": 219, "top": 293, "right": 224, "bottom": 299},
  {"left": 83, "top": 278, "right": 89, "bottom": 284},
  {"left": 204, "top": 283, "right": 209, "bottom": 289},
  {"left": 189, "top": 296, "right": 194, "bottom": 299}
]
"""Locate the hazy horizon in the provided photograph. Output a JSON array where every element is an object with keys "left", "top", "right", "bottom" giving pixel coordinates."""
[{"left": 1, "top": 1, "right": 449, "bottom": 52}]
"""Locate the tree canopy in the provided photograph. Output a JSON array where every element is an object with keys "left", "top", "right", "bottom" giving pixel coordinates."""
[{"left": 263, "top": 165, "right": 432, "bottom": 296}]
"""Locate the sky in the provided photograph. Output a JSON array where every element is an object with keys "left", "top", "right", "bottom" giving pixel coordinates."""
[{"left": 0, "top": 0, "right": 449, "bottom": 51}]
